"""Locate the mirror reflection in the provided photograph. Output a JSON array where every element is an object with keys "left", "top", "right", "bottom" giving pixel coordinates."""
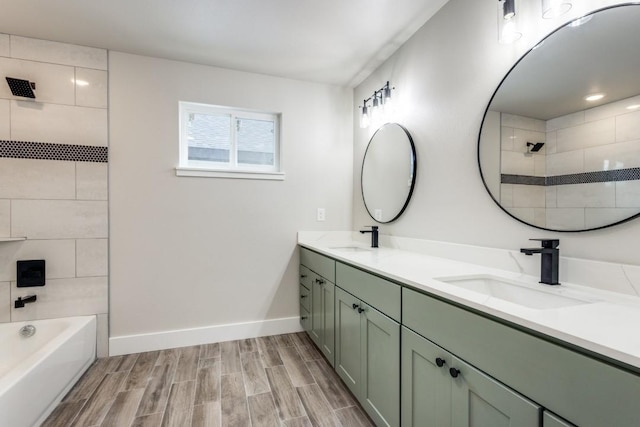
[
  {"left": 362, "top": 123, "right": 416, "bottom": 223},
  {"left": 479, "top": 4, "right": 640, "bottom": 231}
]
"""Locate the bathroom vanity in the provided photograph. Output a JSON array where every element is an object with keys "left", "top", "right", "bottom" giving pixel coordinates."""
[{"left": 298, "top": 233, "right": 640, "bottom": 427}]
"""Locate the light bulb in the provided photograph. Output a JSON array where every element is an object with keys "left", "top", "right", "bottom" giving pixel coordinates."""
[
  {"left": 360, "top": 105, "right": 370, "bottom": 128},
  {"left": 498, "top": 0, "right": 522, "bottom": 44}
]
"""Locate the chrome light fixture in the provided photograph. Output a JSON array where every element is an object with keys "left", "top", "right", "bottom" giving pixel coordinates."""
[
  {"left": 542, "top": 0, "right": 572, "bottom": 19},
  {"left": 498, "top": 0, "right": 522, "bottom": 44},
  {"left": 359, "top": 81, "right": 394, "bottom": 129}
]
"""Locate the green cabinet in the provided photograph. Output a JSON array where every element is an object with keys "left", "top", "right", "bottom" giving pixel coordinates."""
[
  {"left": 402, "top": 327, "right": 540, "bottom": 427},
  {"left": 310, "top": 274, "right": 335, "bottom": 366},
  {"left": 300, "top": 248, "right": 336, "bottom": 367},
  {"left": 543, "top": 411, "right": 576, "bottom": 427},
  {"left": 335, "top": 286, "right": 400, "bottom": 427}
]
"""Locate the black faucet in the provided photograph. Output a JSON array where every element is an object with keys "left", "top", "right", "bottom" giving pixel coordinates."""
[
  {"left": 520, "top": 239, "right": 560, "bottom": 285},
  {"left": 15, "top": 294, "right": 37, "bottom": 309},
  {"left": 360, "top": 226, "right": 379, "bottom": 248}
]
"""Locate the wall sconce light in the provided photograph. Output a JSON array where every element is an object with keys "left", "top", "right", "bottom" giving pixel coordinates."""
[
  {"left": 498, "top": 0, "right": 522, "bottom": 44},
  {"left": 542, "top": 0, "right": 572, "bottom": 19},
  {"left": 359, "top": 81, "right": 394, "bottom": 129}
]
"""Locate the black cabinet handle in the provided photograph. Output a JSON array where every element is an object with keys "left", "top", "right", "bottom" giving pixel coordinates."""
[
  {"left": 301, "top": 316, "right": 308, "bottom": 320},
  {"left": 357, "top": 307, "right": 365, "bottom": 314},
  {"left": 315, "top": 279, "right": 325, "bottom": 285},
  {"left": 449, "top": 368, "right": 460, "bottom": 378},
  {"left": 435, "top": 358, "right": 446, "bottom": 367},
  {"left": 300, "top": 295, "right": 307, "bottom": 299},
  {"left": 352, "top": 303, "right": 359, "bottom": 310},
  {"left": 301, "top": 274, "right": 307, "bottom": 278}
]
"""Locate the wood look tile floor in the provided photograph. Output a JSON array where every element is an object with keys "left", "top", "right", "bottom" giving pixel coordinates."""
[{"left": 43, "top": 332, "right": 374, "bottom": 427}]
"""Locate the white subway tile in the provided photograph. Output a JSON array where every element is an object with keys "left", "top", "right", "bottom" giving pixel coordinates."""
[
  {"left": 0, "top": 34, "right": 9, "bottom": 57},
  {"left": 512, "top": 185, "right": 545, "bottom": 208},
  {"left": 0, "top": 282, "right": 9, "bottom": 323},
  {"left": 585, "top": 208, "right": 639, "bottom": 229},
  {"left": 534, "top": 155, "right": 545, "bottom": 177},
  {"left": 10, "top": 36, "right": 107, "bottom": 70},
  {"left": 616, "top": 110, "right": 640, "bottom": 143},
  {"left": 75, "top": 68, "right": 108, "bottom": 108},
  {"left": 545, "top": 208, "right": 585, "bottom": 230},
  {"left": 505, "top": 207, "right": 535, "bottom": 224},
  {"left": 96, "top": 313, "right": 109, "bottom": 357},
  {"left": 0, "top": 57, "right": 75, "bottom": 104},
  {"left": 584, "top": 140, "right": 640, "bottom": 171},
  {"left": 11, "top": 200, "right": 107, "bottom": 239},
  {"left": 0, "top": 99, "right": 9, "bottom": 140},
  {"left": 76, "top": 238, "right": 108, "bottom": 277},
  {"left": 501, "top": 126, "right": 514, "bottom": 151},
  {"left": 0, "top": 200, "right": 9, "bottom": 237},
  {"left": 501, "top": 151, "right": 535, "bottom": 175},
  {"left": 616, "top": 180, "right": 640, "bottom": 208},
  {"left": 545, "top": 131, "right": 557, "bottom": 154},
  {"left": 533, "top": 208, "right": 546, "bottom": 228},
  {"left": 546, "top": 187, "right": 557, "bottom": 208},
  {"left": 556, "top": 118, "right": 615, "bottom": 153},
  {"left": 501, "top": 114, "right": 545, "bottom": 132},
  {"left": 557, "top": 182, "right": 615, "bottom": 208},
  {"left": 11, "top": 276, "right": 107, "bottom": 321},
  {"left": 0, "top": 239, "right": 76, "bottom": 282},
  {"left": 0, "top": 158, "right": 75, "bottom": 199},
  {"left": 500, "top": 184, "right": 513, "bottom": 207},
  {"left": 546, "top": 111, "right": 585, "bottom": 132},
  {"left": 76, "top": 162, "right": 108, "bottom": 200},
  {"left": 546, "top": 151, "right": 584, "bottom": 176},
  {"left": 11, "top": 101, "right": 108, "bottom": 146}
]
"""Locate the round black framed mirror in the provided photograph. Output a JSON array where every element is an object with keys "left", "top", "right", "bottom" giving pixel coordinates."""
[
  {"left": 361, "top": 123, "right": 417, "bottom": 223},
  {"left": 478, "top": 3, "right": 640, "bottom": 232}
]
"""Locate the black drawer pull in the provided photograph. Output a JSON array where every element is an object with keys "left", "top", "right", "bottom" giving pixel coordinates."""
[
  {"left": 315, "top": 279, "right": 325, "bottom": 285},
  {"left": 357, "top": 307, "right": 365, "bottom": 314},
  {"left": 449, "top": 368, "right": 460, "bottom": 378},
  {"left": 435, "top": 358, "right": 446, "bottom": 367},
  {"left": 352, "top": 303, "right": 359, "bottom": 310},
  {"left": 301, "top": 316, "right": 308, "bottom": 320},
  {"left": 301, "top": 274, "right": 307, "bottom": 278},
  {"left": 300, "top": 295, "right": 307, "bottom": 299}
]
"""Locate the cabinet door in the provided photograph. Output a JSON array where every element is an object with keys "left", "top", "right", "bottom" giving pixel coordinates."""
[
  {"left": 401, "top": 327, "right": 452, "bottom": 427},
  {"left": 361, "top": 303, "right": 400, "bottom": 427},
  {"left": 309, "top": 274, "right": 323, "bottom": 348},
  {"left": 320, "top": 281, "right": 335, "bottom": 367},
  {"left": 451, "top": 356, "right": 540, "bottom": 427},
  {"left": 543, "top": 411, "right": 576, "bottom": 427},
  {"left": 335, "top": 287, "right": 362, "bottom": 399}
]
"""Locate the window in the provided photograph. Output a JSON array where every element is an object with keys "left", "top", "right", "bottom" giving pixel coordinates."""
[{"left": 176, "top": 102, "right": 283, "bottom": 180}]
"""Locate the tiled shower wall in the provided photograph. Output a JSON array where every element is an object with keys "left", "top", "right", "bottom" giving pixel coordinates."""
[
  {"left": 0, "top": 35, "right": 109, "bottom": 355},
  {"left": 500, "top": 94, "right": 640, "bottom": 229}
]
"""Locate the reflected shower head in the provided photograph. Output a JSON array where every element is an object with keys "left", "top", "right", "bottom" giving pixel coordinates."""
[
  {"left": 527, "top": 142, "right": 545, "bottom": 153},
  {"left": 6, "top": 77, "right": 36, "bottom": 98}
]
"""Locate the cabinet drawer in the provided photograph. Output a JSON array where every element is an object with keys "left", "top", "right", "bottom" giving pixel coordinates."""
[
  {"left": 300, "top": 247, "right": 335, "bottom": 282},
  {"left": 300, "top": 305, "right": 311, "bottom": 332},
  {"left": 336, "top": 262, "right": 400, "bottom": 321},
  {"left": 299, "top": 284, "right": 310, "bottom": 311},
  {"left": 299, "top": 265, "right": 312, "bottom": 289},
  {"left": 403, "top": 287, "right": 640, "bottom": 427}
]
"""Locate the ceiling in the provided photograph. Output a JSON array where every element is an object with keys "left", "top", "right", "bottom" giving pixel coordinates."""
[
  {"left": 0, "top": 0, "right": 449, "bottom": 87},
  {"left": 489, "top": 4, "right": 640, "bottom": 120}
]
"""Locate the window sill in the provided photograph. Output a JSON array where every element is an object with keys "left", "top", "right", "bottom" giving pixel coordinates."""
[{"left": 175, "top": 167, "right": 285, "bottom": 181}]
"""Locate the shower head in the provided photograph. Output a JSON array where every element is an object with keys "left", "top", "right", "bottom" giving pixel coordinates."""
[
  {"left": 6, "top": 77, "right": 36, "bottom": 98},
  {"left": 527, "top": 142, "right": 545, "bottom": 153}
]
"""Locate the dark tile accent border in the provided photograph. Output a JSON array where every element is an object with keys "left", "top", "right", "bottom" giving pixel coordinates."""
[
  {"left": 0, "top": 140, "right": 108, "bottom": 163},
  {"left": 502, "top": 167, "right": 640, "bottom": 186}
]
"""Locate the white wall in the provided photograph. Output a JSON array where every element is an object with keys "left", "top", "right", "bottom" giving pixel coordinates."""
[
  {"left": 109, "top": 52, "right": 352, "bottom": 343},
  {"left": 353, "top": 0, "right": 640, "bottom": 266}
]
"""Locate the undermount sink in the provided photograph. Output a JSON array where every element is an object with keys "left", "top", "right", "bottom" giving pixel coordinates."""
[
  {"left": 435, "top": 275, "right": 597, "bottom": 310},
  {"left": 328, "top": 246, "right": 372, "bottom": 252}
]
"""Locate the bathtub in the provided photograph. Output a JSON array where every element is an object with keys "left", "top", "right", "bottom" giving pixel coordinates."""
[{"left": 0, "top": 316, "right": 96, "bottom": 427}]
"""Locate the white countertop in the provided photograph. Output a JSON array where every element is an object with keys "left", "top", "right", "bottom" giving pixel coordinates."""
[{"left": 298, "top": 232, "right": 640, "bottom": 372}]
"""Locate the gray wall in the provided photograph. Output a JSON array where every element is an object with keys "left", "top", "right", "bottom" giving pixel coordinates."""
[
  {"left": 353, "top": 0, "right": 639, "bottom": 266},
  {"left": 109, "top": 52, "right": 353, "bottom": 338}
]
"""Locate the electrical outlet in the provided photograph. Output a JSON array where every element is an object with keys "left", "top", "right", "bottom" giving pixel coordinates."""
[{"left": 317, "top": 208, "right": 326, "bottom": 221}]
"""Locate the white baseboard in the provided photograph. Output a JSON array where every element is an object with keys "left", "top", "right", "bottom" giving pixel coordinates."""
[{"left": 109, "top": 316, "right": 302, "bottom": 356}]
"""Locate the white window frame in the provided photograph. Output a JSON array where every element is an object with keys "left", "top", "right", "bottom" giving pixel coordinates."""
[{"left": 176, "top": 102, "right": 284, "bottom": 180}]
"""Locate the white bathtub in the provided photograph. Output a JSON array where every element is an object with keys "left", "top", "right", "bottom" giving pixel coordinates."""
[{"left": 0, "top": 316, "right": 96, "bottom": 427}]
